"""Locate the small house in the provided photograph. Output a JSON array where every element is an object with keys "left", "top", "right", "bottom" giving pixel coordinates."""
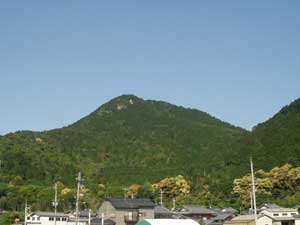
[
  {"left": 178, "top": 205, "right": 216, "bottom": 221},
  {"left": 224, "top": 214, "right": 272, "bottom": 225},
  {"left": 136, "top": 219, "right": 200, "bottom": 225},
  {"left": 98, "top": 198, "right": 155, "bottom": 225}
]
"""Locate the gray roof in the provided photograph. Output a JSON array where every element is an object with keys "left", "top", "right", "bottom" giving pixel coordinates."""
[
  {"left": 263, "top": 208, "right": 298, "bottom": 213},
  {"left": 212, "top": 213, "right": 234, "bottom": 221},
  {"left": 91, "top": 218, "right": 116, "bottom": 225},
  {"left": 259, "top": 203, "right": 281, "bottom": 209},
  {"left": 221, "top": 208, "right": 238, "bottom": 214},
  {"left": 30, "top": 212, "right": 68, "bottom": 217},
  {"left": 181, "top": 205, "right": 216, "bottom": 215},
  {"left": 68, "top": 217, "right": 89, "bottom": 222},
  {"left": 155, "top": 206, "right": 173, "bottom": 214},
  {"left": 105, "top": 198, "right": 155, "bottom": 209},
  {"left": 78, "top": 210, "right": 97, "bottom": 217}
]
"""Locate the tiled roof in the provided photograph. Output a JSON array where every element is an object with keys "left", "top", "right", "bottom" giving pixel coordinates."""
[
  {"left": 91, "top": 218, "right": 116, "bottom": 225},
  {"left": 181, "top": 205, "right": 215, "bottom": 215},
  {"left": 222, "top": 208, "right": 238, "bottom": 214},
  {"left": 259, "top": 203, "right": 280, "bottom": 209},
  {"left": 154, "top": 205, "right": 173, "bottom": 214},
  {"left": 212, "top": 213, "right": 234, "bottom": 221},
  {"left": 30, "top": 212, "right": 68, "bottom": 217}
]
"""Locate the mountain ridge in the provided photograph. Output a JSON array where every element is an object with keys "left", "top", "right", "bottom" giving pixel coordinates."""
[
  {"left": 0, "top": 95, "right": 299, "bottom": 196},
  {"left": 1, "top": 94, "right": 246, "bottom": 136}
]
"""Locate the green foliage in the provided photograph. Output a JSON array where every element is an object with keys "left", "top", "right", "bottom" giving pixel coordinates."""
[
  {"left": 0, "top": 211, "right": 23, "bottom": 225},
  {"left": 0, "top": 96, "right": 300, "bottom": 211},
  {"left": 233, "top": 164, "right": 300, "bottom": 209},
  {"left": 0, "top": 95, "right": 245, "bottom": 187}
]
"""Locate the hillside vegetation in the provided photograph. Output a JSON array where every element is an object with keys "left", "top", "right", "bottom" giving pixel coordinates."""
[
  {"left": 0, "top": 95, "right": 300, "bottom": 211},
  {"left": 0, "top": 95, "right": 246, "bottom": 186}
]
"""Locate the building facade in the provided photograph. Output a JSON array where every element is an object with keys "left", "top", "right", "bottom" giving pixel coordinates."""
[
  {"left": 98, "top": 198, "right": 155, "bottom": 225},
  {"left": 26, "top": 212, "right": 87, "bottom": 225}
]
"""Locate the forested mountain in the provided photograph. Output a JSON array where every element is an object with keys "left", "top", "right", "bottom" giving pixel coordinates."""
[
  {"left": 221, "top": 98, "right": 300, "bottom": 180},
  {"left": 0, "top": 95, "right": 245, "bottom": 186},
  {"left": 0, "top": 95, "right": 300, "bottom": 199}
]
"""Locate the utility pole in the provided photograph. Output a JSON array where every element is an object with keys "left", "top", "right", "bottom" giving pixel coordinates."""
[
  {"left": 53, "top": 183, "right": 58, "bottom": 225},
  {"left": 250, "top": 158, "right": 257, "bottom": 225},
  {"left": 88, "top": 209, "right": 91, "bottom": 225},
  {"left": 101, "top": 212, "right": 104, "bottom": 225},
  {"left": 160, "top": 189, "right": 163, "bottom": 206},
  {"left": 172, "top": 197, "right": 176, "bottom": 211},
  {"left": 250, "top": 192, "right": 253, "bottom": 212},
  {"left": 24, "top": 200, "right": 28, "bottom": 225},
  {"left": 75, "top": 172, "right": 82, "bottom": 225},
  {"left": 122, "top": 188, "right": 128, "bottom": 198}
]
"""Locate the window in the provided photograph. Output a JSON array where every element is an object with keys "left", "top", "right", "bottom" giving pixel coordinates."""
[
  {"left": 32, "top": 217, "right": 35, "bottom": 221},
  {"left": 49, "top": 217, "right": 54, "bottom": 221},
  {"left": 291, "top": 213, "right": 296, "bottom": 216},
  {"left": 27, "top": 217, "right": 30, "bottom": 220},
  {"left": 273, "top": 214, "right": 279, "bottom": 216},
  {"left": 62, "top": 218, "right": 67, "bottom": 221},
  {"left": 37, "top": 217, "right": 40, "bottom": 221},
  {"left": 56, "top": 217, "right": 61, "bottom": 221},
  {"left": 282, "top": 213, "right": 288, "bottom": 216}
]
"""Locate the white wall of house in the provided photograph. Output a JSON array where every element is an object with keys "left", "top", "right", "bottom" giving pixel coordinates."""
[
  {"left": 257, "top": 215, "right": 273, "bottom": 225},
  {"left": 261, "top": 209, "right": 298, "bottom": 218},
  {"left": 26, "top": 214, "right": 87, "bottom": 225}
]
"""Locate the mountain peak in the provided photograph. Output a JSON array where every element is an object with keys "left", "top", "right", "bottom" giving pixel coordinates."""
[
  {"left": 110, "top": 94, "right": 142, "bottom": 102},
  {"left": 91, "top": 94, "right": 144, "bottom": 116}
]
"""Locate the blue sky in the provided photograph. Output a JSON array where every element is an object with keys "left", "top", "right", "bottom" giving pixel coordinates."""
[{"left": 0, "top": 1, "right": 299, "bottom": 135}]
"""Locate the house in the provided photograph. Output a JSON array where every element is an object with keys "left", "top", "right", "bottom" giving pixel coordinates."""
[
  {"left": 25, "top": 211, "right": 87, "bottom": 225},
  {"left": 224, "top": 214, "right": 273, "bottom": 225},
  {"left": 98, "top": 198, "right": 155, "bottom": 225},
  {"left": 90, "top": 217, "right": 116, "bottom": 225},
  {"left": 178, "top": 205, "right": 216, "bottom": 221},
  {"left": 206, "top": 213, "right": 236, "bottom": 225},
  {"left": 154, "top": 205, "right": 187, "bottom": 219},
  {"left": 154, "top": 205, "right": 175, "bottom": 219},
  {"left": 258, "top": 204, "right": 281, "bottom": 212},
  {"left": 136, "top": 219, "right": 200, "bottom": 225},
  {"left": 260, "top": 208, "right": 299, "bottom": 225}
]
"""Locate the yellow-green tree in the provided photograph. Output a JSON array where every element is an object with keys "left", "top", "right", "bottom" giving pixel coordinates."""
[
  {"left": 152, "top": 175, "right": 190, "bottom": 199},
  {"left": 127, "top": 184, "right": 141, "bottom": 198},
  {"left": 233, "top": 174, "right": 272, "bottom": 207},
  {"left": 233, "top": 163, "right": 300, "bottom": 207}
]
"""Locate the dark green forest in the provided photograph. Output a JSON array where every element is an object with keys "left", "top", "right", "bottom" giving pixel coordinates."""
[{"left": 0, "top": 95, "right": 300, "bottom": 214}]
